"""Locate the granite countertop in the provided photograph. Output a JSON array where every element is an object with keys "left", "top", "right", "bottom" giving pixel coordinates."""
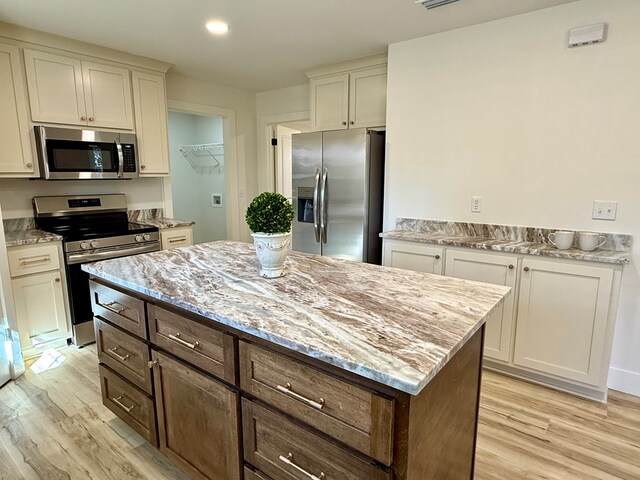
[
  {"left": 4, "top": 229, "right": 63, "bottom": 247},
  {"left": 134, "top": 218, "right": 195, "bottom": 230},
  {"left": 380, "top": 230, "right": 630, "bottom": 265},
  {"left": 82, "top": 241, "right": 510, "bottom": 395}
]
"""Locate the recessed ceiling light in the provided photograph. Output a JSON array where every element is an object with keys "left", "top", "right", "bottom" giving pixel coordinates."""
[{"left": 206, "top": 20, "right": 229, "bottom": 35}]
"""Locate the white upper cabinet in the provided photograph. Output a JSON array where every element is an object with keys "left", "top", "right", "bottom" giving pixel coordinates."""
[
  {"left": 132, "top": 71, "right": 170, "bottom": 175},
  {"left": 513, "top": 259, "right": 614, "bottom": 386},
  {"left": 445, "top": 249, "right": 517, "bottom": 363},
  {"left": 309, "top": 64, "right": 387, "bottom": 132},
  {"left": 24, "top": 49, "right": 133, "bottom": 129},
  {"left": 310, "top": 73, "right": 350, "bottom": 131},
  {"left": 0, "top": 42, "right": 37, "bottom": 176},
  {"left": 82, "top": 61, "right": 133, "bottom": 129}
]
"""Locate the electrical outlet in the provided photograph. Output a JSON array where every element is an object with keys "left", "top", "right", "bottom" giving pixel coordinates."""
[
  {"left": 471, "top": 196, "right": 482, "bottom": 213},
  {"left": 212, "top": 193, "right": 223, "bottom": 208},
  {"left": 592, "top": 201, "right": 617, "bottom": 220}
]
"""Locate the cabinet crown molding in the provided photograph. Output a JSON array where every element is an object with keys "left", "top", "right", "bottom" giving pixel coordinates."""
[
  {"left": 305, "top": 52, "right": 387, "bottom": 79},
  {"left": 0, "top": 21, "right": 172, "bottom": 73}
]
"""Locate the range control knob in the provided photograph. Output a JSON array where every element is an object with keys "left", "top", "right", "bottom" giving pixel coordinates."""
[
  {"left": 135, "top": 234, "right": 144, "bottom": 242},
  {"left": 90, "top": 240, "right": 100, "bottom": 248},
  {"left": 143, "top": 233, "right": 152, "bottom": 241},
  {"left": 80, "top": 241, "right": 90, "bottom": 250}
]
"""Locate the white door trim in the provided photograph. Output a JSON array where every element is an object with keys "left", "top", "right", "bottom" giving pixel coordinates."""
[
  {"left": 166, "top": 99, "right": 242, "bottom": 241},
  {"left": 257, "top": 110, "right": 309, "bottom": 193}
]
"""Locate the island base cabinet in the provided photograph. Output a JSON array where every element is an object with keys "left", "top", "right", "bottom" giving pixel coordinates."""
[{"left": 151, "top": 350, "right": 241, "bottom": 480}]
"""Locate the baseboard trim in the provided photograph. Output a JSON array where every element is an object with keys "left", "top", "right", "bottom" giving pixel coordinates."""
[{"left": 608, "top": 367, "right": 640, "bottom": 397}]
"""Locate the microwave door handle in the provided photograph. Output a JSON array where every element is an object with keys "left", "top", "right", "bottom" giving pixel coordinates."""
[
  {"left": 115, "top": 139, "right": 124, "bottom": 178},
  {"left": 313, "top": 168, "right": 321, "bottom": 243}
]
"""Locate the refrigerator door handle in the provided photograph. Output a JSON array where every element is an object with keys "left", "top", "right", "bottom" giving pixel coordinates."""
[
  {"left": 320, "top": 167, "right": 328, "bottom": 244},
  {"left": 313, "top": 168, "right": 321, "bottom": 243}
]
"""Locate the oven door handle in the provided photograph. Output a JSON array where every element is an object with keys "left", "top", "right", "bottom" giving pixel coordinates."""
[
  {"left": 66, "top": 243, "right": 159, "bottom": 265},
  {"left": 115, "top": 138, "right": 124, "bottom": 179}
]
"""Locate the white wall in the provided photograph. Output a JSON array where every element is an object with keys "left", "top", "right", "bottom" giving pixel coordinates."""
[
  {"left": 256, "top": 84, "right": 310, "bottom": 192},
  {"left": 385, "top": 0, "right": 640, "bottom": 395},
  {"left": 166, "top": 74, "right": 257, "bottom": 241},
  {"left": 0, "top": 178, "right": 164, "bottom": 219},
  {"left": 168, "top": 111, "right": 226, "bottom": 244}
]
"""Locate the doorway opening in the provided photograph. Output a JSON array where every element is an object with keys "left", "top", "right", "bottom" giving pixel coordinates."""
[
  {"left": 271, "top": 120, "right": 311, "bottom": 201},
  {"left": 168, "top": 111, "right": 227, "bottom": 244}
]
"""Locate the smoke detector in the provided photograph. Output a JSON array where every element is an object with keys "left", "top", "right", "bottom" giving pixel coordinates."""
[{"left": 415, "top": 0, "right": 460, "bottom": 9}]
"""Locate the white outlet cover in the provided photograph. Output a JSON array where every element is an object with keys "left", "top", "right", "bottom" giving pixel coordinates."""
[
  {"left": 212, "top": 193, "right": 223, "bottom": 208},
  {"left": 471, "top": 196, "right": 482, "bottom": 213},
  {"left": 592, "top": 201, "right": 617, "bottom": 220}
]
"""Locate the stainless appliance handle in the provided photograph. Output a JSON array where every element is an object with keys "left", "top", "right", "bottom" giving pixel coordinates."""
[
  {"left": 66, "top": 243, "right": 159, "bottom": 265},
  {"left": 34, "top": 125, "right": 49, "bottom": 179},
  {"left": 313, "top": 168, "right": 321, "bottom": 243},
  {"left": 320, "top": 167, "right": 328, "bottom": 244},
  {"left": 115, "top": 138, "right": 124, "bottom": 179}
]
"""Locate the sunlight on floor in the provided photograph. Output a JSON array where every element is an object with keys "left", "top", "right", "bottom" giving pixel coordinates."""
[{"left": 29, "top": 348, "right": 66, "bottom": 373}]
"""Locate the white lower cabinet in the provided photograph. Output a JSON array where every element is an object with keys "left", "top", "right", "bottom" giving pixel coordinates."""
[
  {"left": 513, "top": 259, "right": 614, "bottom": 387},
  {"left": 382, "top": 239, "right": 443, "bottom": 275},
  {"left": 445, "top": 249, "right": 517, "bottom": 363},
  {"left": 382, "top": 238, "right": 620, "bottom": 401},
  {"left": 160, "top": 227, "right": 193, "bottom": 250},
  {"left": 8, "top": 242, "right": 71, "bottom": 358}
]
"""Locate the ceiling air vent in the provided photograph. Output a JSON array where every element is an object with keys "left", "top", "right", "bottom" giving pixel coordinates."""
[{"left": 415, "top": 0, "right": 460, "bottom": 9}]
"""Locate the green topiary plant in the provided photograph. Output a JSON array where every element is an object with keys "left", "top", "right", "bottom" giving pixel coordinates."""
[{"left": 245, "top": 192, "right": 294, "bottom": 234}]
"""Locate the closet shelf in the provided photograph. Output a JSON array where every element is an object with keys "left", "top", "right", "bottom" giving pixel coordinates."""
[{"left": 179, "top": 143, "right": 224, "bottom": 171}]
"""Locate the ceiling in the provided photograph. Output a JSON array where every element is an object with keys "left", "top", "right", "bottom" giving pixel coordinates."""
[{"left": 0, "top": 0, "right": 577, "bottom": 92}]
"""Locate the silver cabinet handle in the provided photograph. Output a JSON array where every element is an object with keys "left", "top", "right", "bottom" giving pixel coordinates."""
[
  {"left": 320, "top": 167, "right": 328, "bottom": 244},
  {"left": 435, "top": 255, "right": 441, "bottom": 260},
  {"left": 89, "top": 116, "right": 94, "bottom": 121},
  {"left": 148, "top": 360, "right": 158, "bottom": 369},
  {"left": 524, "top": 266, "right": 530, "bottom": 272},
  {"left": 168, "top": 333, "right": 199, "bottom": 349},
  {"left": 26, "top": 163, "right": 33, "bottom": 168},
  {"left": 168, "top": 237, "right": 187, "bottom": 243},
  {"left": 112, "top": 396, "right": 134, "bottom": 413},
  {"left": 107, "top": 347, "right": 130, "bottom": 362},
  {"left": 102, "top": 301, "right": 126, "bottom": 314},
  {"left": 276, "top": 382, "right": 325, "bottom": 410},
  {"left": 508, "top": 264, "right": 514, "bottom": 270},
  {"left": 341, "top": 121, "right": 347, "bottom": 126},
  {"left": 349, "top": 120, "right": 354, "bottom": 125},
  {"left": 19, "top": 255, "right": 50, "bottom": 266},
  {"left": 313, "top": 168, "right": 321, "bottom": 243},
  {"left": 279, "top": 453, "right": 325, "bottom": 480},
  {"left": 81, "top": 115, "right": 86, "bottom": 121}
]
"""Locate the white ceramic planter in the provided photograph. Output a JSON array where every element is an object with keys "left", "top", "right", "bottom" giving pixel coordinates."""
[{"left": 251, "top": 232, "right": 292, "bottom": 278}]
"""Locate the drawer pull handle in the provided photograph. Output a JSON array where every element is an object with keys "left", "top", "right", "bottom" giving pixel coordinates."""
[
  {"left": 19, "top": 255, "right": 50, "bottom": 266},
  {"left": 276, "top": 382, "right": 325, "bottom": 410},
  {"left": 168, "top": 333, "right": 199, "bottom": 349},
  {"left": 103, "top": 301, "right": 127, "bottom": 314},
  {"left": 279, "top": 453, "right": 325, "bottom": 480},
  {"left": 107, "top": 347, "right": 130, "bottom": 362},
  {"left": 168, "top": 237, "right": 187, "bottom": 243},
  {"left": 148, "top": 360, "right": 158, "bottom": 369},
  {"left": 112, "top": 396, "right": 135, "bottom": 413}
]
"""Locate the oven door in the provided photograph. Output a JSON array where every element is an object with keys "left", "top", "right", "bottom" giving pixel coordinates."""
[{"left": 34, "top": 126, "right": 135, "bottom": 180}]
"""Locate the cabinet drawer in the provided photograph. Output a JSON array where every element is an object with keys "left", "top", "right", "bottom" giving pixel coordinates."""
[
  {"left": 239, "top": 342, "right": 394, "bottom": 465},
  {"left": 244, "top": 467, "right": 273, "bottom": 480},
  {"left": 95, "top": 317, "right": 152, "bottom": 394},
  {"left": 243, "top": 400, "right": 391, "bottom": 480},
  {"left": 148, "top": 305, "right": 236, "bottom": 384},
  {"left": 8, "top": 243, "right": 60, "bottom": 277},
  {"left": 160, "top": 228, "right": 192, "bottom": 250},
  {"left": 99, "top": 365, "right": 157, "bottom": 446},
  {"left": 90, "top": 281, "right": 147, "bottom": 340}
]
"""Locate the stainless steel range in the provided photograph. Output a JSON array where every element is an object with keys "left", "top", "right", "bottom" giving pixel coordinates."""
[{"left": 33, "top": 194, "right": 160, "bottom": 346}]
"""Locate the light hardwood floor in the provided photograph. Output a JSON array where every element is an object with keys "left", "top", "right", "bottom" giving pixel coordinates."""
[{"left": 0, "top": 346, "right": 638, "bottom": 480}]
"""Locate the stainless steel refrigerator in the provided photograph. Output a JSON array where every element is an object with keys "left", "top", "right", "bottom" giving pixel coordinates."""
[{"left": 292, "top": 128, "right": 385, "bottom": 264}]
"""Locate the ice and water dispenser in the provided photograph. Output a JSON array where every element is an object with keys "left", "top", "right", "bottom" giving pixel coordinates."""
[{"left": 297, "top": 187, "right": 315, "bottom": 223}]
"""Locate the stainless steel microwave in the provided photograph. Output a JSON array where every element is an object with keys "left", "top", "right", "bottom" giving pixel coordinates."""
[{"left": 34, "top": 126, "right": 138, "bottom": 180}]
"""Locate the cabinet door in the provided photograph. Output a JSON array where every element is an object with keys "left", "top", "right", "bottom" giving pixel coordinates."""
[
  {"left": 12, "top": 270, "right": 70, "bottom": 350},
  {"left": 23, "top": 49, "right": 86, "bottom": 125},
  {"left": 310, "top": 73, "right": 349, "bottom": 132},
  {"left": 82, "top": 61, "right": 133, "bottom": 129},
  {"left": 132, "top": 71, "right": 170, "bottom": 175},
  {"left": 0, "top": 43, "right": 36, "bottom": 176},
  {"left": 152, "top": 350, "right": 241, "bottom": 480},
  {"left": 514, "top": 259, "right": 613, "bottom": 386},
  {"left": 348, "top": 66, "right": 387, "bottom": 128},
  {"left": 382, "top": 239, "right": 443, "bottom": 275},
  {"left": 445, "top": 250, "right": 517, "bottom": 362}
]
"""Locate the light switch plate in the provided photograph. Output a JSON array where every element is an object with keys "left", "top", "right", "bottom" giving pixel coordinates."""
[
  {"left": 592, "top": 201, "right": 617, "bottom": 220},
  {"left": 471, "top": 196, "right": 482, "bottom": 213}
]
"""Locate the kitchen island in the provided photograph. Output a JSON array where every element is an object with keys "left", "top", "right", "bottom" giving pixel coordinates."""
[{"left": 83, "top": 241, "right": 510, "bottom": 480}]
